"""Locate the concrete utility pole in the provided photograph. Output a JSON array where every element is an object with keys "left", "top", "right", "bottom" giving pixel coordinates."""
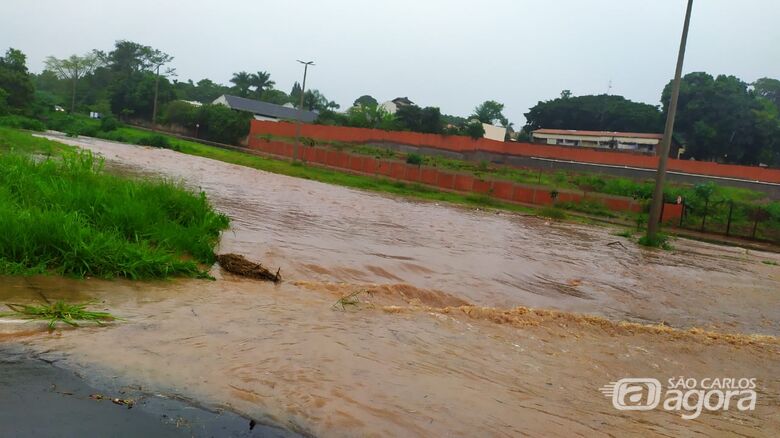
[
  {"left": 293, "top": 60, "right": 314, "bottom": 162},
  {"left": 152, "top": 64, "right": 161, "bottom": 127},
  {"left": 647, "top": 0, "right": 694, "bottom": 240}
]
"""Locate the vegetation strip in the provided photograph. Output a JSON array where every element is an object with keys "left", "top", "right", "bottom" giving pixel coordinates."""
[{"left": 0, "top": 127, "right": 228, "bottom": 279}]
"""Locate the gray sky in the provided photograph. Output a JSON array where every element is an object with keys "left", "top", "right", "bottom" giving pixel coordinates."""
[{"left": 2, "top": 0, "right": 778, "bottom": 126}]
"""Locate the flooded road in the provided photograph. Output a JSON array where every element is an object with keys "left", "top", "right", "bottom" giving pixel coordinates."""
[{"left": 2, "top": 134, "right": 779, "bottom": 436}]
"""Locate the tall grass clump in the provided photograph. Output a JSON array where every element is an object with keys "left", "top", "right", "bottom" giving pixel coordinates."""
[{"left": 0, "top": 148, "right": 228, "bottom": 279}]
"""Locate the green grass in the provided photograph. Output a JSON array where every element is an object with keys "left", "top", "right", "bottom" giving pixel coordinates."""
[
  {"left": 538, "top": 206, "right": 567, "bottom": 220},
  {"left": 638, "top": 232, "right": 673, "bottom": 250},
  {"left": 0, "top": 300, "right": 117, "bottom": 329},
  {"left": 0, "top": 129, "right": 228, "bottom": 279},
  {"left": 613, "top": 229, "right": 635, "bottom": 238},
  {"left": 762, "top": 260, "right": 778, "bottom": 266}
]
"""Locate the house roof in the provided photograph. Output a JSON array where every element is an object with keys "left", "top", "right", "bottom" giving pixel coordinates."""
[
  {"left": 532, "top": 129, "right": 664, "bottom": 140},
  {"left": 217, "top": 95, "right": 318, "bottom": 123}
]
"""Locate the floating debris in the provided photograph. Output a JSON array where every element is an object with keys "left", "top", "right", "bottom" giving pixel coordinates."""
[{"left": 217, "top": 253, "right": 281, "bottom": 282}]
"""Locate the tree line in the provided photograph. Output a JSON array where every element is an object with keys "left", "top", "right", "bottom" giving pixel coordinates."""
[
  {"left": 523, "top": 74, "right": 780, "bottom": 165},
  {"left": 4, "top": 40, "right": 777, "bottom": 164}
]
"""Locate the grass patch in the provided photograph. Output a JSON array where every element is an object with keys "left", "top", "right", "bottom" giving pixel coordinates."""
[
  {"left": 0, "top": 129, "right": 229, "bottom": 279},
  {"left": 612, "top": 229, "right": 635, "bottom": 238},
  {"left": 638, "top": 232, "right": 673, "bottom": 250},
  {"left": 0, "top": 300, "right": 117, "bottom": 329},
  {"left": 762, "top": 260, "right": 778, "bottom": 266},
  {"left": 538, "top": 206, "right": 567, "bottom": 220}
]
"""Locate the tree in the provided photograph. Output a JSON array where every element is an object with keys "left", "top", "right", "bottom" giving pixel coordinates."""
[
  {"left": 346, "top": 104, "right": 395, "bottom": 129},
  {"left": 473, "top": 100, "right": 508, "bottom": 126},
  {"left": 261, "top": 89, "right": 290, "bottom": 105},
  {"left": 230, "top": 71, "right": 253, "bottom": 97},
  {"left": 463, "top": 119, "right": 486, "bottom": 139},
  {"left": 249, "top": 71, "right": 275, "bottom": 99},
  {"left": 103, "top": 41, "right": 176, "bottom": 119},
  {"left": 524, "top": 94, "right": 663, "bottom": 134},
  {"left": 290, "top": 81, "right": 302, "bottom": 104},
  {"left": 353, "top": 95, "right": 378, "bottom": 107},
  {"left": 661, "top": 72, "right": 768, "bottom": 164},
  {"left": 395, "top": 105, "right": 443, "bottom": 134},
  {"left": 753, "top": 77, "right": 780, "bottom": 110},
  {"left": 45, "top": 53, "right": 102, "bottom": 113},
  {"left": 0, "top": 48, "right": 35, "bottom": 112},
  {"left": 560, "top": 89, "right": 573, "bottom": 99}
]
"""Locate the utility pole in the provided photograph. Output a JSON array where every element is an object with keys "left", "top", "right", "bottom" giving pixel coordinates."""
[
  {"left": 152, "top": 64, "right": 161, "bottom": 127},
  {"left": 647, "top": 0, "right": 694, "bottom": 240},
  {"left": 293, "top": 60, "right": 314, "bottom": 162}
]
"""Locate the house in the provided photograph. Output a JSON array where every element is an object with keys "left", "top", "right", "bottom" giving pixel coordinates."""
[
  {"left": 482, "top": 123, "right": 507, "bottom": 142},
  {"left": 213, "top": 94, "right": 318, "bottom": 123},
  {"left": 531, "top": 128, "right": 676, "bottom": 155},
  {"left": 378, "top": 97, "right": 415, "bottom": 114}
]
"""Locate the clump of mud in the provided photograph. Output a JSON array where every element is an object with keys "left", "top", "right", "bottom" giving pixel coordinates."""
[{"left": 217, "top": 254, "right": 281, "bottom": 282}]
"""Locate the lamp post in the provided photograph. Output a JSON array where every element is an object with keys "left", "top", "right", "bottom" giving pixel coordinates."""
[
  {"left": 647, "top": 0, "right": 694, "bottom": 241},
  {"left": 293, "top": 60, "right": 314, "bottom": 162}
]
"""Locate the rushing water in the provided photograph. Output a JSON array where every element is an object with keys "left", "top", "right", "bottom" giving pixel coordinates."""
[{"left": 1, "top": 134, "right": 779, "bottom": 436}]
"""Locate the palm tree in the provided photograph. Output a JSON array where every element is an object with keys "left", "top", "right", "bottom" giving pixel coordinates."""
[
  {"left": 230, "top": 71, "right": 252, "bottom": 97},
  {"left": 250, "top": 71, "right": 275, "bottom": 99}
]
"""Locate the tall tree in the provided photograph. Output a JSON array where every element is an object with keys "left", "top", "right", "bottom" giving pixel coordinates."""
[
  {"left": 230, "top": 71, "right": 253, "bottom": 97},
  {"left": 473, "top": 100, "right": 508, "bottom": 126},
  {"left": 754, "top": 77, "right": 780, "bottom": 110},
  {"left": 661, "top": 72, "right": 766, "bottom": 164},
  {"left": 249, "top": 71, "right": 275, "bottom": 99},
  {"left": 0, "top": 48, "right": 35, "bottom": 112},
  {"left": 523, "top": 94, "right": 663, "bottom": 134},
  {"left": 353, "top": 95, "right": 378, "bottom": 107},
  {"left": 44, "top": 53, "right": 102, "bottom": 113}
]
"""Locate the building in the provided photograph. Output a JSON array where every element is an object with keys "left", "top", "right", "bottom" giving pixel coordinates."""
[
  {"left": 482, "top": 123, "right": 507, "bottom": 142},
  {"left": 378, "top": 97, "right": 415, "bottom": 115},
  {"left": 213, "top": 95, "right": 318, "bottom": 123},
  {"left": 531, "top": 129, "right": 674, "bottom": 155}
]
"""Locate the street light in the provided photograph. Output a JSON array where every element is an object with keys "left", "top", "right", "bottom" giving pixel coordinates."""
[
  {"left": 647, "top": 0, "right": 694, "bottom": 241},
  {"left": 293, "top": 60, "right": 314, "bottom": 162}
]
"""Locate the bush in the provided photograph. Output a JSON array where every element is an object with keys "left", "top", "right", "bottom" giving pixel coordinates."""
[
  {"left": 406, "top": 153, "right": 423, "bottom": 165},
  {"left": 194, "top": 104, "right": 251, "bottom": 145},
  {"left": 137, "top": 134, "right": 171, "bottom": 149},
  {"left": 100, "top": 116, "right": 119, "bottom": 132},
  {"left": 0, "top": 115, "right": 45, "bottom": 131}
]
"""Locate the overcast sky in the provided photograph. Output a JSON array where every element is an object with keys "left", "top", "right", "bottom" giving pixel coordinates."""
[{"left": 2, "top": 0, "right": 778, "bottom": 125}]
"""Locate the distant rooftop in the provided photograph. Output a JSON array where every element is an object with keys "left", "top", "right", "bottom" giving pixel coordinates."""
[
  {"left": 214, "top": 95, "right": 318, "bottom": 123},
  {"left": 532, "top": 129, "right": 664, "bottom": 140}
]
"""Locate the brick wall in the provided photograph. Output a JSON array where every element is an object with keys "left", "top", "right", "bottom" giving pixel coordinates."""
[{"left": 250, "top": 120, "right": 780, "bottom": 184}]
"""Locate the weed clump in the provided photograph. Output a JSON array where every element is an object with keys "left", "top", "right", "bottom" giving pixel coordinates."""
[
  {"left": 1, "top": 301, "right": 118, "bottom": 329},
  {"left": 638, "top": 233, "right": 673, "bottom": 250}
]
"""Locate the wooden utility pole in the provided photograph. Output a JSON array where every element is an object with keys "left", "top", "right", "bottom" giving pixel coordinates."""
[{"left": 647, "top": 0, "right": 694, "bottom": 240}]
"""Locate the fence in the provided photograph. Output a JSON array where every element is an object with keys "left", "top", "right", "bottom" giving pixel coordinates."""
[{"left": 250, "top": 120, "right": 780, "bottom": 184}]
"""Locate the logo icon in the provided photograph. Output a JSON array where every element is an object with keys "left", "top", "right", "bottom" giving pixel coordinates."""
[{"left": 600, "top": 378, "right": 662, "bottom": 410}]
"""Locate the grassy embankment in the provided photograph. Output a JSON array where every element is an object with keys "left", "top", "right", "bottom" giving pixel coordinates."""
[{"left": 0, "top": 126, "right": 228, "bottom": 279}]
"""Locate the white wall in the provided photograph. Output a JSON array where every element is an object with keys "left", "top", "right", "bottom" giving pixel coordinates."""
[{"left": 482, "top": 123, "right": 507, "bottom": 142}]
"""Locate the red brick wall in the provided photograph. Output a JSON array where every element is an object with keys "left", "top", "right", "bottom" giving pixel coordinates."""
[
  {"left": 247, "top": 139, "right": 652, "bottom": 215},
  {"left": 250, "top": 121, "right": 780, "bottom": 184}
]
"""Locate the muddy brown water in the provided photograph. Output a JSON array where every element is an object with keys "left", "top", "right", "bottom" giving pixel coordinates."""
[{"left": 1, "top": 134, "right": 778, "bottom": 436}]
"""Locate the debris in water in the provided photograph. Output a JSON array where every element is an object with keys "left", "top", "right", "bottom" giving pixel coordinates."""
[
  {"left": 332, "top": 290, "right": 373, "bottom": 310},
  {"left": 217, "top": 253, "right": 281, "bottom": 282}
]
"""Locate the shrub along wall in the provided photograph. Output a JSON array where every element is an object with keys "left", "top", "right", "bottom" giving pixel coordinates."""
[
  {"left": 250, "top": 120, "right": 780, "bottom": 184},
  {"left": 247, "top": 137, "right": 660, "bottom": 216}
]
